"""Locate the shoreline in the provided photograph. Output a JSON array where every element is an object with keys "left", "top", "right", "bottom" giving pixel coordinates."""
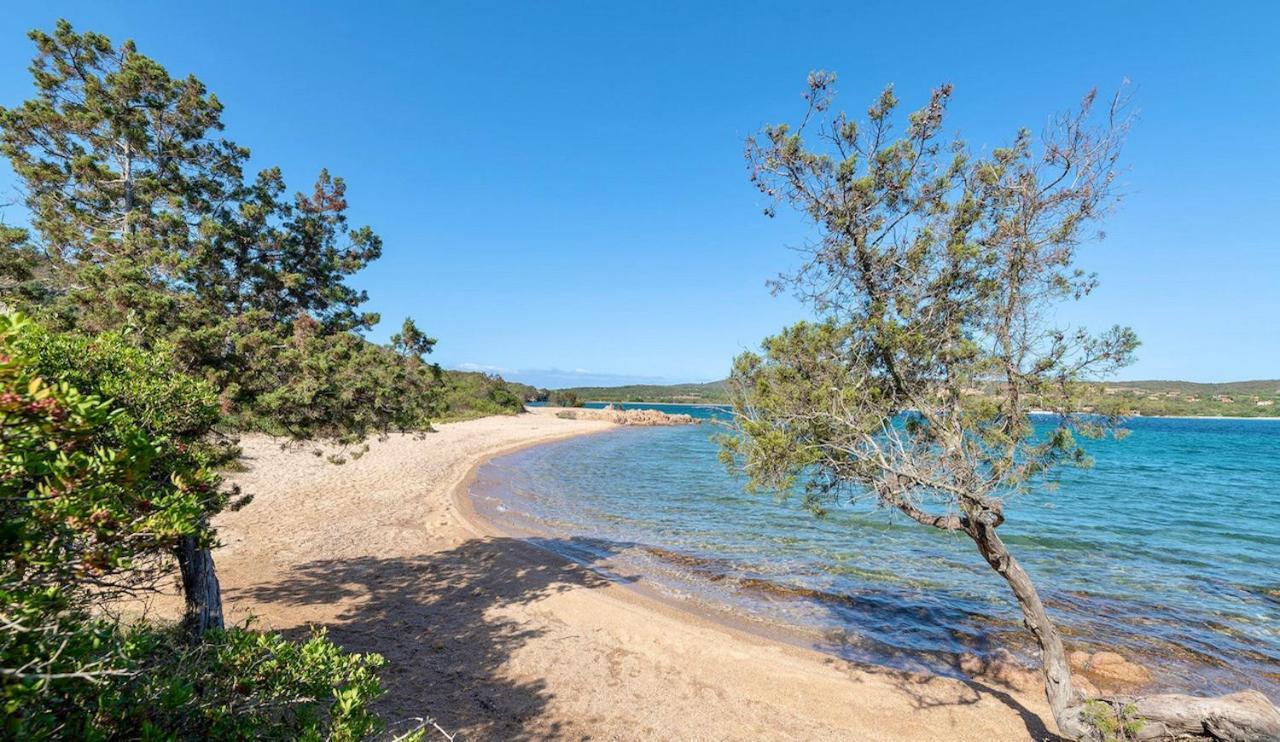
[
  {"left": 442, "top": 413, "right": 1063, "bottom": 739},
  {"left": 453, "top": 426, "right": 876, "bottom": 672},
  {"left": 462, "top": 424, "right": 1277, "bottom": 704},
  {"left": 582, "top": 400, "right": 1280, "bottom": 421},
  {"left": 200, "top": 408, "right": 1060, "bottom": 740}
]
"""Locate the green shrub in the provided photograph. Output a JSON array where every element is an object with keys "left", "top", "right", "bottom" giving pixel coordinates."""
[
  {"left": 546, "top": 390, "right": 583, "bottom": 408},
  {"left": 438, "top": 370, "right": 527, "bottom": 421},
  {"left": 0, "top": 313, "right": 223, "bottom": 610},
  {"left": 1082, "top": 699, "right": 1145, "bottom": 741},
  {"left": 229, "top": 315, "right": 444, "bottom": 445},
  {"left": 8, "top": 622, "right": 390, "bottom": 741},
  {"left": 0, "top": 313, "right": 395, "bottom": 739}
]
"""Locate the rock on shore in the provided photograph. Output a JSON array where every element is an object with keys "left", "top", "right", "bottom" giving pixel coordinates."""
[
  {"left": 551, "top": 406, "right": 699, "bottom": 426},
  {"left": 1068, "top": 649, "right": 1152, "bottom": 691},
  {"left": 958, "top": 647, "right": 1152, "bottom": 698}
]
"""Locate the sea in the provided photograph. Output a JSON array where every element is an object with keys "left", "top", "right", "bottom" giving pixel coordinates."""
[{"left": 471, "top": 403, "right": 1280, "bottom": 700}]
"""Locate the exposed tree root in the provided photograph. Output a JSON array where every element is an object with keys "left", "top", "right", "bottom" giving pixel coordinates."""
[{"left": 1067, "top": 691, "right": 1280, "bottom": 741}]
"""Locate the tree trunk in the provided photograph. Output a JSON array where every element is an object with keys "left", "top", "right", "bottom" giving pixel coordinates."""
[
  {"left": 176, "top": 534, "right": 224, "bottom": 636},
  {"left": 969, "top": 511, "right": 1091, "bottom": 739},
  {"left": 1122, "top": 691, "right": 1280, "bottom": 741},
  {"left": 968, "top": 511, "right": 1280, "bottom": 741}
]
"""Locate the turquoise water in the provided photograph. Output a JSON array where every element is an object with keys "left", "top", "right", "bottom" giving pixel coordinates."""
[{"left": 472, "top": 404, "right": 1280, "bottom": 699}]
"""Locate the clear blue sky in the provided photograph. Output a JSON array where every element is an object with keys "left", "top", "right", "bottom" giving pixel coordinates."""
[{"left": 1, "top": 2, "right": 1276, "bottom": 387}]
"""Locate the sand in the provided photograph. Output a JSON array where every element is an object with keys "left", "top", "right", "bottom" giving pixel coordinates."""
[{"left": 159, "top": 407, "right": 1061, "bottom": 740}]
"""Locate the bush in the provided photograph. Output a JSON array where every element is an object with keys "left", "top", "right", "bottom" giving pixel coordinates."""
[
  {"left": 7, "top": 622, "right": 389, "bottom": 741},
  {"left": 0, "top": 313, "right": 224, "bottom": 610},
  {"left": 221, "top": 314, "right": 444, "bottom": 446},
  {"left": 546, "top": 390, "right": 583, "bottom": 408},
  {"left": 0, "top": 313, "right": 395, "bottom": 739},
  {"left": 438, "top": 370, "right": 527, "bottom": 421}
]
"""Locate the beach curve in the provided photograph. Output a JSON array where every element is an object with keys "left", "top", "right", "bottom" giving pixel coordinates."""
[{"left": 161, "top": 407, "right": 1063, "bottom": 740}]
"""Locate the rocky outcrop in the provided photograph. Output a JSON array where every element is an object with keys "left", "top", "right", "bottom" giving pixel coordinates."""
[
  {"left": 959, "top": 648, "right": 1280, "bottom": 740},
  {"left": 553, "top": 406, "right": 698, "bottom": 426},
  {"left": 1069, "top": 649, "right": 1152, "bottom": 691},
  {"left": 958, "top": 647, "right": 1151, "bottom": 697}
]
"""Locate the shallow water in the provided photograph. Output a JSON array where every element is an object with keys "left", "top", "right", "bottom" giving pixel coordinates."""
[{"left": 472, "top": 404, "right": 1280, "bottom": 699}]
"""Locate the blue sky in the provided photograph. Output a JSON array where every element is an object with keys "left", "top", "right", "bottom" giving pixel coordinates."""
[{"left": 0, "top": 2, "right": 1276, "bottom": 387}]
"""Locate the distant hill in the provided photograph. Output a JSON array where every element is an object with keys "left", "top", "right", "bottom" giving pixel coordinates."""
[
  {"left": 1101, "top": 379, "right": 1280, "bottom": 395},
  {"left": 554, "top": 380, "right": 730, "bottom": 404},
  {"left": 554, "top": 378, "right": 1280, "bottom": 417}
]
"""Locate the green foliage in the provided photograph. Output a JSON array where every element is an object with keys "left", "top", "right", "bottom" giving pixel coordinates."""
[
  {"left": 727, "top": 74, "right": 1139, "bottom": 512},
  {"left": 0, "top": 313, "right": 393, "bottom": 739},
  {"left": 1, "top": 310, "right": 218, "bottom": 713},
  {"left": 552, "top": 380, "right": 728, "bottom": 404},
  {"left": 0, "top": 20, "right": 244, "bottom": 268},
  {"left": 1082, "top": 699, "right": 1145, "bottom": 741},
  {"left": 502, "top": 380, "right": 544, "bottom": 404},
  {"left": 438, "top": 370, "right": 528, "bottom": 422},
  {"left": 0, "top": 313, "right": 224, "bottom": 604},
  {"left": 391, "top": 318, "right": 437, "bottom": 359},
  {"left": 8, "top": 622, "right": 388, "bottom": 741},
  {"left": 546, "top": 390, "right": 584, "bottom": 408},
  {"left": 725, "top": 74, "right": 1142, "bottom": 733},
  {"left": 228, "top": 315, "right": 443, "bottom": 445},
  {"left": 11, "top": 317, "right": 227, "bottom": 451},
  {"left": 0, "top": 225, "right": 51, "bottom": 308},
  {"left": 0, "top": 19, "right": 508, "bottom": 738},
  {"left": 100, "top": 625, "right": 386, "bottom": 741},
  {"left": 0, "top": 19, "right": 445, "bottom": 445}
]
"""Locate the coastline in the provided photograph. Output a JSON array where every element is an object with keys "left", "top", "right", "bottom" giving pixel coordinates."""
[
  {"left": 184, "top": 408, "right": 1060, "bottom": 740},
  {"left": 587, "top": 400, "right": 1280, "bottom": 421},
  {"left": 1124, "top": 414, "right": 1280, "bottom": 421}
]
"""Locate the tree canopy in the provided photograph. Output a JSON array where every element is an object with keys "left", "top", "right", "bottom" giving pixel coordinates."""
[
  {"left": 0, "top": 20, "right": 476, "bottom": 737},
  {"left": 0, "top": 20, "right": 433, "bottom": 445},
  {"left": 726, "top": 73, "right": 1280, "bottom": 740}
]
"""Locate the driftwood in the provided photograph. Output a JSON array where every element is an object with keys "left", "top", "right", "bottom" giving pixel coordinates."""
[{"left": 1063, "top": 691, "right": 1280, "bottom": 741}]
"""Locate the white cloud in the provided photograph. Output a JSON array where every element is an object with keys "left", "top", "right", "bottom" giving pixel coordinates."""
[{"left": 456, "top": 362, "right": 514, "bottom": 374}]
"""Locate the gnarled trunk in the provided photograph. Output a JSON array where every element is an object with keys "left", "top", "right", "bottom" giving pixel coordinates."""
[
  {"left": 968, "top": 511, "right": 1280, "bottom": 741},
  {"left": 969, "top": 512, "right": 1091, "bottom": 739},
  {"left": 1123, "top": 691, "right": 1280, "bottom": 741},
  {"left": 176, "top": 534, "right": 224, "bottom": 636}
]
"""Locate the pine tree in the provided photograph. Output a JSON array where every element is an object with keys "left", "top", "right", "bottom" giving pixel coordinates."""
[
  {"left": 727, "top": 73, "right": 1280, "bottom": 740},
  {"left": 0, "top": 20, "right": 444, "bottom": 634}
]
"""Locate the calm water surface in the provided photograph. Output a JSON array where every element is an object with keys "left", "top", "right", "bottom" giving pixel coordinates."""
[{"left": 472, "top": 404, "right": 1280, "bottom": 699}]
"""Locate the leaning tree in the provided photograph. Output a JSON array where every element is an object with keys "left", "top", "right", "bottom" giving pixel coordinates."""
[{"left": 724, "top": 73, "right": 1280, "bottom": 740}]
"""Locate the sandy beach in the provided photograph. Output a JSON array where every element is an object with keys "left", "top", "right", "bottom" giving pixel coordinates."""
[{"left": 172, "top": 408, "right": 1061, "bottom": 740}]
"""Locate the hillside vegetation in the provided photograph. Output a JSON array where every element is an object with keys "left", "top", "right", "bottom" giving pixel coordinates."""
[
  {"left": 1078, "top": 380, "right": 1280, "bottom": 417},
  {"left": 557, "top": 378, "right": 1280, "bottom": 417},
  {"left": 438, "top": 370, "right": 537, "bottom": 421},
  {"left": 554, "top": 380, "right": 729, "bottom": 404}
]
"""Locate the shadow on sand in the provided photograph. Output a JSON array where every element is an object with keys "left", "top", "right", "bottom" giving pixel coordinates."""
[
  {"left": 232, "top": 536, "right": 632, "bottom": 739},
  {"left": 233, "top": 533, "right": 1058, "bottom": 740},
  {"left": 821, "top": 624, "right": 1061, "bottom": 740}
]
